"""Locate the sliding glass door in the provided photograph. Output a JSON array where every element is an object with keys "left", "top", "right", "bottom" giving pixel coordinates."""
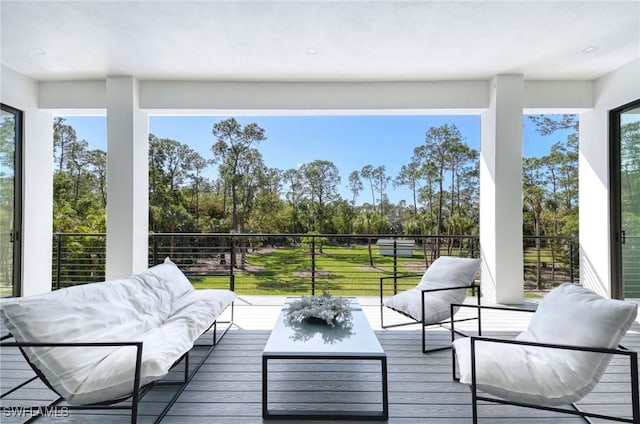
[
  {"left": 0, "top": 104, "right": 22, "bottom": 297},
  {"left": 611, "top": 99, "right": 640, "bottom": 300}
]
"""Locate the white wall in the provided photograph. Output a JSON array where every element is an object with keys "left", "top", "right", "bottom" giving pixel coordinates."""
[
  {"left": 579, "top": 59, "right": 640, "bottom": 298},
  {"left": 0, "top": 66, "right": 53, "bottom": 296}
]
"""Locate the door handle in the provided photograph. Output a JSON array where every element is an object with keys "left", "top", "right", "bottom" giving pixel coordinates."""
[{"left": 621, "top": 230, "right": 626, "bottom": 244}]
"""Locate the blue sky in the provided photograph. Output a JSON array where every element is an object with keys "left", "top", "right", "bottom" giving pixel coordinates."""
[{"left": 62, "top": 114, "right": 573, "bottom": 204}]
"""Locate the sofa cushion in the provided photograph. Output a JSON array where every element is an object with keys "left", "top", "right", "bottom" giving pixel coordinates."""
[
  {"left": 453, "top": 283, "right": 638, "bottom": 406},
  {"left": 1, "top": 273, "right": 172, "bottom": 345},
  {"left": 64, "top": 289, "right": 237, "bottom": 405},
  {"left": 144, "top": 257, "right": 195, "bottom": 300},
  {"left": 384, "top": 256, "right": 481, "bottom": 323}
]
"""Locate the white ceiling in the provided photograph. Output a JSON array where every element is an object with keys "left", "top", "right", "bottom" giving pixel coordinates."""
[{"left": 1, "top": 0, "right": 639, "bottom": 82}]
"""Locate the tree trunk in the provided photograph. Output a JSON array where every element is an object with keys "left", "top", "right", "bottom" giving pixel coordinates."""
[{"left": 534, "top": 205, "right": 542, "bottom": 290}]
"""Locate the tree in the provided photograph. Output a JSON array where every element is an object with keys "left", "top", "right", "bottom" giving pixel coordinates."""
[
  {"left": 236, "top": 149, "right": 267, "bottom": 232},
  {"left": 416, "top": 160, "right": 438, "bottom": 234},
  {"left": 523, "top": 157, "right": 545, "bottom": 289},
  {"left": 211, "top": 118, "right": 266, "bottom": 231},
  {"left": 52, "top": 120, "right": 107, "bottom": 235},
  {"left": 87, "top": 149, "right": 107, "bottom": 208},
  {"left": 282, "top": 168, "right": 303, "bottom": 233},
  {"left": 300, "top": 160, "right": 341, "bottom": 235},
  {"left": 53, "top": 117, "right": 77, "bottom": 172},
  {"left": 372, "top": 166, "right": 390, "bottom": 232},
  {"left": 347, "top": 170, "right": 363, "bottom": 233},
  {"left": 414, "top": 124, "right": 465, "bottom": 253},
  {"left": 529, "top": 115, "right": 578, "bottom": 135},
  {"left": 394, "top": 161, "right": 420, "bottom": 218},
  {"left": 186, "top": 151, "right": 208, "bottom": 226},
  {"left": 360, "top": 165, "right": 376, "bottom": 210},
  {"left": 149, "top": 134, "right": 202, "bottom": 232},
  {"left": 348, "top": 170, "right": 363, "bottom": 206}
]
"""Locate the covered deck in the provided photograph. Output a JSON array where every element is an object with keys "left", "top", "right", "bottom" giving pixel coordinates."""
[{"left": 2, "top": 297, "right": 638, "bottom": 423}]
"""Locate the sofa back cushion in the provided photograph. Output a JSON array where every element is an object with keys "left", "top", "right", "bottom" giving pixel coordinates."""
[
  {"left": 1, "top": 274, "right": 172, "bottom": 343},
  {"left": 144, "top": 257, "right": 194, "bottom": 301}
]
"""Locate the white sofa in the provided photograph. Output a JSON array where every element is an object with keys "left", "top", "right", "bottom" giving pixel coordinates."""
[{"left": 0, "top": 258, "right": 236, "bottom": 406}]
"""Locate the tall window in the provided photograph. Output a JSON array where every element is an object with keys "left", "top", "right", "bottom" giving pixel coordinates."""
[
  {"left": 0, "top": 104, "right": 22, "bottom": 297},
  {"left": 611, "top": 99, "right": 640, "bottom": 300}
]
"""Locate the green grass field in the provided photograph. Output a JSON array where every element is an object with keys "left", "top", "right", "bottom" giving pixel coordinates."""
[{"left": 190, "top": 244, "right": 479, "bottom": 296}]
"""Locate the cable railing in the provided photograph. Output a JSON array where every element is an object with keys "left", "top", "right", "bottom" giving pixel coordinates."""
[{"left": 52, "top": 233, "right": 579, "bottom": 294}]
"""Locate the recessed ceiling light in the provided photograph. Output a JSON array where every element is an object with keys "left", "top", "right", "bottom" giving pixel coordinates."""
[
  {"left": 32, "top": 48, "right": 46, "bottom": 55},
  {"left": 305, "top": 48, "right": 317, "bottom": 55},
  {"left": 582, "top": 46, "right": 597, "bottom": 54}
]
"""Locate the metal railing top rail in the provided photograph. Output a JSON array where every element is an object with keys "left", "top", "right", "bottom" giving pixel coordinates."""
[
  {"left": 53, "top": 232, "right": 576, "bottom": 240},
  {"left": 147, "top": 232, "right": 478, "bottom": 239}
]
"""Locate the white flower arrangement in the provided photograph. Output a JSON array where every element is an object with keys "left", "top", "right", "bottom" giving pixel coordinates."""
[{"left": 284, "top": 291, "right": 353, "bottom": 327}]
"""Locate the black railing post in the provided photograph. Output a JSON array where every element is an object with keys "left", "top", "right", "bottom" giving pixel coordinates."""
[
  {"left": 230, "top": 236, "right": 236, "bottom": 291},
  {"left": 569, "top": 238, "right": 575, "bottom": 284},
  {"left": 55, "top": 234, "right": 62, "bottom": 290},
  {"left": 152, "top": 235, "right": 158, "bottom": 266},
  {"left": 393, "top": 238, "right": 398, "bottom": 293},
  {"left": 311, "top": 237, "right": 316, "bottom": 295}
]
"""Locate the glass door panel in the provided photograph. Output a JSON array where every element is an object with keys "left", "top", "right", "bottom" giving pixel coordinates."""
[
  {"left": 0, "top": 105, "right": 21, "bottom": 297},
  {"left": 616, "top": 100, "right": 640, "bottom": 299}
]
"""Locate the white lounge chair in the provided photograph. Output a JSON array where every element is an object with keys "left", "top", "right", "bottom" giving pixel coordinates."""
[
  {"left": 380, "top": 256, "right": 481, "bottom": 352},
  {"left": 452, "top": 283, "right": 639, "bottom": 423}
]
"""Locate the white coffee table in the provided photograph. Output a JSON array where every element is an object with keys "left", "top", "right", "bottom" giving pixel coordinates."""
[{"left": 262, "top": 297, "right": 388, "bottom": 420}]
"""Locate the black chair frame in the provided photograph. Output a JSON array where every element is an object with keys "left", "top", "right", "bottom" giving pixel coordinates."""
[
  {"left": 0, "top": 302, "right": 236, "bottom": 424},
  {"left": 450, "top": 303, "right": 640, "bottom": 424},
  {"left": 380, "top": 274, "right": 481, "bottom": 353}
]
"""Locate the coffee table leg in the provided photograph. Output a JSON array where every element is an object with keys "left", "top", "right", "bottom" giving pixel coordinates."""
[
  {"left": 262, "top": 355, "right": 269, "bottom": 419},
  {"left": 381, "top": 356, "right": 389, "bottom": 420}
]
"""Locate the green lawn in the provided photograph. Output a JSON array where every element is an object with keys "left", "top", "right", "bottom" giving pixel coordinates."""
[
  {"left": 189, "top": 244, "right": 559, "bottom": 298},
  {"left": 191, "top": 244, "right": 436, "bottom": 295},
  {"left": 522, "top": 246, "right": 570, "bottom": 264}
]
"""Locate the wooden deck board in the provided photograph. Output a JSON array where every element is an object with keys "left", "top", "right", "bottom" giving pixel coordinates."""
[{"left": 1, "top": 296, "right": 638, "bottom": 423}]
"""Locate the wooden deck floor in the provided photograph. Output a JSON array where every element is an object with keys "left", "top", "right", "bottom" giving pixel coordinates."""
[{"left": 1, "top": 296, "right": 639, "bottom": 423}]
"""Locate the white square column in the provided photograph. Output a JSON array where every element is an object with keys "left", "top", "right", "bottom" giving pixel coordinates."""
[
  {"left": 106, "top": 76, "right": 149, "bottom": 280},
  {"left": 480, "top": 75, "right": 524, "bottom": 304}
]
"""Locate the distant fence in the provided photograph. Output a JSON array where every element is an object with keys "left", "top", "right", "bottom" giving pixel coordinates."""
[{"left": 52, "top": 233, "right": 578, "bottom": 294}]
